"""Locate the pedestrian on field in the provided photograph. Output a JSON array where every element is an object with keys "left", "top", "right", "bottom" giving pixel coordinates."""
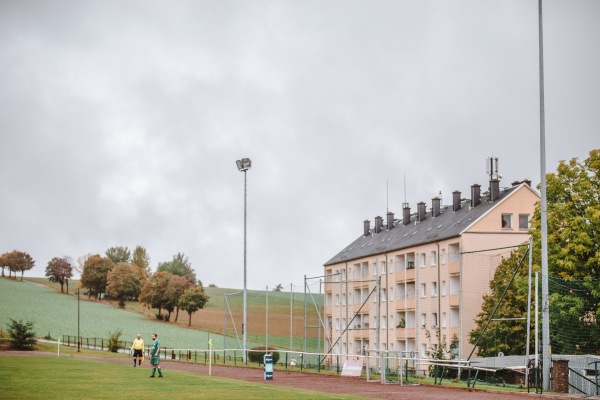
[
  {"left": 130, "top": 334, "right": 144, "bottom": 367},
  {"left": 149, "top": 333, "right": 163, "bottom": 378}
]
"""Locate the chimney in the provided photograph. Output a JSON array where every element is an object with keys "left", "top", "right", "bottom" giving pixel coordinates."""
[
  {"left": 375, "top": 216, "right": 383, "bottom": 233},
  {"left": 363, "top": 220, "right": 370, "bottom": 236},
  {"left": 417, "top": 202, "right": 426, "bottom": 222},
  {"left": 432, "top": 197, "right": 441, "bottom": 217},
  {"left": 489, "top": 179, "right": 500, "bottom": 202},
  {"left": 386, "top": 211, "right": 395, "bottom": 230},
  {"left": 471, "top": 184, "right": 481, "bottom": 208},
  {"left": 452, "top": 190, "right": 461, "bottom": 212},
  {"left": 402, "top": 203, "right": 411, "bottom": 225}
]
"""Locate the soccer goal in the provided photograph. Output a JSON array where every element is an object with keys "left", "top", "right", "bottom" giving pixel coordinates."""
[{"left": 365, "top": 350, "right": 422, "bottom": 385}]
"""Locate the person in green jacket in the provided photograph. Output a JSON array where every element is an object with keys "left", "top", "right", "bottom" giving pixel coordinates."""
[{"left": 149, "top": 333, "right": 163, "bottom": 378}]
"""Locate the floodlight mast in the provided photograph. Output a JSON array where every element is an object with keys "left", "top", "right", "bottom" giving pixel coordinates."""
[{"left": 236, "top": 158, "right": 251, "bottom": 362}]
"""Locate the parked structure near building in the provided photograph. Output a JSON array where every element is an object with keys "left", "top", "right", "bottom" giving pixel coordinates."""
[{"left": 323, "top": 174, "right": 539, "bottom": 362}]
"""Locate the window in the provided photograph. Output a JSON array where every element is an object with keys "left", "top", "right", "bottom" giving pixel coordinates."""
[
  {"left": 441, "top": 312, "right": 447, "bottom": 328},
  {"left": 326, "top": 293, "right": 332, "bottom": 306},
  {"left": 420, "top": 253, "right": 426, "bottom": 267},
  {"left": 519, "top": 214, "right": 530, "bottom": 230},
  {"left": 430, "top": 251, "right": 437, "bottom": 266},
  {"left": 501, "top": 213, "right": 513, "bottom": 229},
  {"left": 389, "top": 287, "right": 394, "bottom": 302},
  {"left": 441, "top": 280, "right": 447, "bottom": 296},
  {"left": 431, "top": 282, "right": 438, "bottom": 297},
  {"left": 382, "top": 316, "right": 387, "bottom": 329},
  {"left": 381, "top": 288, "right": 387, "bottom": 302},
  {"left": 432, "top": 313, "right": 438, "bottom": 327},
  {"left": 372, "top": 262, "right": 378, "bottom": 276},
  {"left": 341, "top": 293, "right": 346, "bottom": 306},
  {"left": 421, "top": 343, "right": 427, "bottom": 358},
  {"left": 335, "top": 294, "right": 339, "bottom": 306},
  {"left": 440, "top": 249, "right": 447, "bottom": 264},
  {"left": 335, "top": 318, "right": 339, "bottom": 330},
  {"left": 420, "top": 313, "right": 427, "bottom": 328},
  {"left": 420, "top": 283, "right": 427, "bottom": 298},
  {"left": 381, "top": 261, "right": 386, "bottom": 274}
]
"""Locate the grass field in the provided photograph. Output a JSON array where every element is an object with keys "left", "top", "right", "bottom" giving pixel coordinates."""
[
  {"left": 1, "top": 356, "right": 367, "bottom": 400},
  {"left": 0, "top": 277, "right": 323, "bottom": 352}
]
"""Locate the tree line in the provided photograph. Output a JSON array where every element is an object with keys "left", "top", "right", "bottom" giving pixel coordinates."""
[{"left": 0, "top": 246, "right": 209, "bottom": 327}]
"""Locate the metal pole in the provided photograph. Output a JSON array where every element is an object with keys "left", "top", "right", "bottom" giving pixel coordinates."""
[
  {"left": 243, "top": 169, "right": 248, "bottom": 363},
  {"left": 525, "top": 238, "right": 533, "bottom": 387},
  {"left": 290, "top": 283, "right": 293, "bottom": 351},
  {"left": 223, "top": 293, "right": 227, "bottom": 353},
  {"left": 535, "top": 272, "right": 540, "bottom": 392},
  {"left": 77, "top": 288, "right": 80, "bottom": 352},
  {"left": 537, "top": 0, "right": 550, "bottom": 389},
  {"left": 303, "top": 274, "right": 307, "bottom": 360},
  {"left": 266, "top": 285, "right": 269, "bottom": 350}
]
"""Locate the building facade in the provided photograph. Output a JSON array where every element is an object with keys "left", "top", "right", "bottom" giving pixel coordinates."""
[{"left": 323, "top": 178, "right": 539, "bottom": 361}]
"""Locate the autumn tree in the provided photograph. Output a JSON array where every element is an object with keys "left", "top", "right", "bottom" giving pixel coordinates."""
[
  {"left": 0, "top": 250, "right": 35, "bottom": 280},
  {"left": 132, "top": 245, "right": 151, "bottom": 278},
  {"left": 156, "top": 252, "right": 197, "bottom": 284},
  {"left": 470, "top": 149, "right": 600, "bottom": 356},
  {"left": 179, "top": 285, "right": 210, "bottom": 326},
  {"left": 105, "top": 246, "right": 131, "bottom": 263},
  {"left": 45, "top": 256, "right": 73, "bottom": 293},
  {"left": 106, "top": 262, "right": 143, "bottom": 308},
  {"left": 139, "top": 271, "right": 172, "bottom": 318},
  {"left": 164, "top": 275, "right": 193, "bottom": 322},
  {"left": 80, "top": 255, "right": 115, "bottom": 300}
]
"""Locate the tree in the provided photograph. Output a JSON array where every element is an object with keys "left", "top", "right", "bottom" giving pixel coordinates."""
[
  {"left": 0, "top": 252, "right": 8, "bottom": 277},
  {"left": 80, "top": 255, "right": 115, "bottom": 300},
  {"left": 469, "top": 248, "right": 531, "bottom": 357},
  {"left": 45, "top": 257, "right": 73, "bottom": 293},
  {"left": 470, "top": 149, "right": 600, "bottom": 356},
  {"left": 105, "top": 246, "right": 131, "bottom": 263},
  {"left": 1, "top": 250, "right": 35, "bottom": 280},
  {"left": 163, "top": 275, "right": 193, "bottom": 322},
  {"left": 139, "top": 271, "right": 172, "bottom": 319},
  {"left": 106, "top": 262, "right": 143, "bottom": 308},
  {"left": 7, "top": 319, "right": 37, "bottom": 350},
  {"left": 157, "top": 252, "right": 197, "bottom": 284},
  {"left": 178, "top": 285, "right": 209, "bottom": 326},
  {"left": 132, "top": 245, "right": 151, "bottom": 278}
]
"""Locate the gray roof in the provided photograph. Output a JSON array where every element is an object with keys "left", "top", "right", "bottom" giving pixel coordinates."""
[{"left": 324, "top": 184, "right": 530, "bottom": 266}]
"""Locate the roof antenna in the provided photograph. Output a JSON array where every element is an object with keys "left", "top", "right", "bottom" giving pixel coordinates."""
[
  {"left": 386, "top": 180, "right": 389, "bottom": 213},
  {"left": 486, "top": 156, "right": 500, "bottom": 180},
  {"left": 402, "top": 173, "right": 408, "bottom": 208}
]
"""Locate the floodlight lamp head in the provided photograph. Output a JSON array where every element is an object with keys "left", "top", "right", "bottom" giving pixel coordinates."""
[{"left": 236, "top": 158, "right": 252, "bottom": 171}]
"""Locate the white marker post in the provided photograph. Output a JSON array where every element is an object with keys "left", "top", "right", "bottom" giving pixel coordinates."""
[{"left": 208, "top": 339, "right": 213, "bottom": 376}]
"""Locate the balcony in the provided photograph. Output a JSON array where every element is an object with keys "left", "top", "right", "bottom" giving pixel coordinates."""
[
  {"left": 396, "top": 268, "right": 416, "bottom": 282},
  {"left": 395, "top": 327, "right": 416, "bottom": 340},
  {"left": 448, "top": 261, "right": 460, "bottom": 275},
  {"left": 449, "top": 294, "right": 459, "bottom": 308},
  {"left": 396, "top": 298, "right": 416, "bottom": 310}
]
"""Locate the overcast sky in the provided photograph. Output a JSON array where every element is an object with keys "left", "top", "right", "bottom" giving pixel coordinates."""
[{"left": 1, "top": 0, "right": 598, "bottom": 290}]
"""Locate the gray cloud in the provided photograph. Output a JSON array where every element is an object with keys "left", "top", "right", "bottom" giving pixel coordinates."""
[{"left": 1, "top": 0, "right": 598, "bottom": 289}]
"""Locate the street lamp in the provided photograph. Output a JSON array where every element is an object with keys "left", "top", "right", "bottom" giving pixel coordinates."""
[
  {"left": 236, "top": 157, "right": 251, "bottom": 363},
  {"left": 75, "top": 288, "right": 80, "bottom": 352}
]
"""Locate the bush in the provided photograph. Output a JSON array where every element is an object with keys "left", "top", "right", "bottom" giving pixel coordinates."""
[
  {"left": 7, "top": 319, "right": 37, "bottom": 350},
  {"left": 107, "top": 329, "right": 122, "bottom": 352},
  {"left": 248, "top": 346, "right": 279, "bottom": 364}
]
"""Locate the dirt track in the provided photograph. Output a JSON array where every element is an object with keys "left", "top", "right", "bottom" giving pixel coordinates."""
[{"left": 1, "top": 351, "right": 588, "bottom": 400}]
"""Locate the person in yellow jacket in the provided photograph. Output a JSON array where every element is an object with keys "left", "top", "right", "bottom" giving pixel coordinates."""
[{"left": 131, "top": 334, "right": 144, "bottom": 367}]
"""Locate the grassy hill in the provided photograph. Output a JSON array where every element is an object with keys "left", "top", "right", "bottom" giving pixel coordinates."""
[{"left": 0, "top": 277, "right": 323, "bottom": 352}]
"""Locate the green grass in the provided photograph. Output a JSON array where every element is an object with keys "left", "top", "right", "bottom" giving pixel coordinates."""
[
  {"left": 0, "top": 277, "right": 323, "bottom": 353},
  {"left": 0, "top": 278, "right": 247, "bottom": 350},
  {"left": 1, "top": 356, "right": 367, "bottom": 400}
]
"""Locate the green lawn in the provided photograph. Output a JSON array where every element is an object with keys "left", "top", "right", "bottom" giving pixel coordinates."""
[
  {"left": 0, "top": 277, "right": 323, "bottom": 353},
  {"left": 1, "top": 356, "right": 367, "bottom": 400},
  {"left": 0, "top": 278, "right": 253, "bottom": 350}
]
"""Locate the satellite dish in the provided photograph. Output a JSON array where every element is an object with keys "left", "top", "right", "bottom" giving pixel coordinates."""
[{"left": 498, "top": 352, "right": 504, "bottom": 357}]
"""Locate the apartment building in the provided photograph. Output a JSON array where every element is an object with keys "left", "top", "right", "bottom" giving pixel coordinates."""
[{"left": 323, "top": 178, "right": 539, "bottom": 361}]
